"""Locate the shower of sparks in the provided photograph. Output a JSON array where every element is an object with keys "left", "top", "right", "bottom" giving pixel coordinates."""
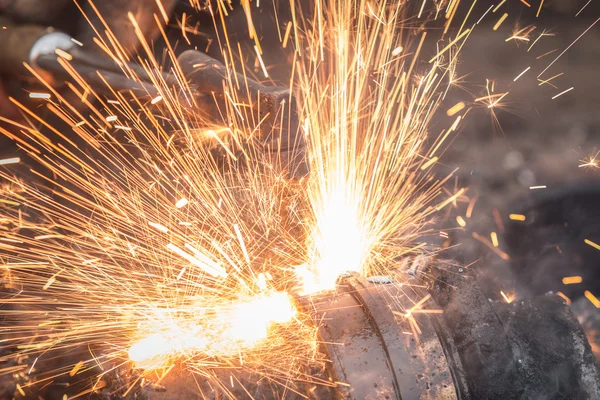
[
  {"left": 294, "top": 0, "right": 473, "bottom": 294},
  {"left": 0, "top": 2, "right": 325, "bottom": 394},
  {"left": 0, "top": 0, "right": 575, "bottom": 396}
]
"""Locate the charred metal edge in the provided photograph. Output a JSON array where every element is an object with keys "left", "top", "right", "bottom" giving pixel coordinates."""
[
  {"left": 428, "top": 264, "right": 524, "bottom": 398},
  {"left": 428, "top": 314, "right": 471, "bottom": 399}
]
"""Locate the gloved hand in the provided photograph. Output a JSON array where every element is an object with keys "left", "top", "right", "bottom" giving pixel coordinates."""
[
  {"left": 0, "top": 0, "right": 179, "bottom": 117},
  {"left": 0, "top": 0, "right": 69, "bottom": 116}
]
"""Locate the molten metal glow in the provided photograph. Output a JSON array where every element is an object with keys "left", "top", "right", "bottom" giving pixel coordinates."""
[
  {"left": 297, "top": 190, "right": 369, "bottom": 293},
  {"left": 129, "top": 292, "right": 296, "bottom": 369}
]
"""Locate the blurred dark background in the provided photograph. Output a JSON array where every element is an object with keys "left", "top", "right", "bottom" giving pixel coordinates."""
[
  {"left": 435, "top": 1, "right": 600, "bottom": 298},
  {"left": 431, "top": 0, "right": 600, "bottom": 361}
]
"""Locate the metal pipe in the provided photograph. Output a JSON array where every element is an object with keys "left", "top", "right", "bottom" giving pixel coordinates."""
[
  {"left": 306, "top": 274, "right": 461, "bottom": 399},
  {"left": 136, "top": 268, "right": 600, "bottom": 399}
]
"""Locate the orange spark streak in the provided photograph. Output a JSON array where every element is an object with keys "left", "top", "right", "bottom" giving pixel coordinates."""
[{"left": 562, "top": 276, "right": 582, "bottom": 285}]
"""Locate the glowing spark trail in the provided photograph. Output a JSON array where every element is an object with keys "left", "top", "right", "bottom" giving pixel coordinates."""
[
  {"left": 509, "top": 214, "right": 527, "bottom": 221},
  {"left": 538, "top": 17, "right": 600, "bottom": 78},
  {"left": 585, "top": 239, "right": 600, "bottom": 251},
  {"left": 552, "top": 86, "right": 574, "bottom": 99},
  {"left": 514, "top": 66, "right": 531, "bottom": 81},
  {"left": 0, "top": 157, "right": 20, "bottom": 165},
  {"left": 562, "top": 276, "right": 583, "bottom": 285}
]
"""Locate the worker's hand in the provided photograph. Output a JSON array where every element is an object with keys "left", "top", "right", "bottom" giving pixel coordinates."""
[
  {"left": 177, "top": 49, "right": 309, "bottom": 179},
  {"left": 0, "top": 0, "right": 71, "bottom": 118},
  {"left": 0, "top": 0, "right": 178, "bottom": 119}
]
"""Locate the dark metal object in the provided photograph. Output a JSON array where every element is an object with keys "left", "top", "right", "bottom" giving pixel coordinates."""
[
  {"left": 429, "top": 266, "right": 520, "bottom": 398},
  {"left": 503, "top": 184, "right": 600, "bottom": 368},
  {"left": 177, "top": 49, "right": 309, "bottom": 180},
  {"left": 430, "top": 265, "right": 600, "bottom": 399},
  {"left": 495, "top": 296, "right": 600, "bottom": 399},
  {"left": 307, "top": 274, "right": 459, "bottom": 399},
  {"left": 305, "top": 268, "right": 600, "bottom": 399}
]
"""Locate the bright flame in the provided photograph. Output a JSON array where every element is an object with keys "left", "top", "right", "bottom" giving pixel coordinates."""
[
  {"left": 298, "top": 189, "right": 369, "bottom": 294},
  {"left": 128, "top": 292, "right": 296, "bottom": 369},
  {"left": 128, "top": 334, "right": 183, "bottom": 369}
]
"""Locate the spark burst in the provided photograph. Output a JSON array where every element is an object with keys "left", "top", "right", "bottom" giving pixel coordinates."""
[
  {"left": 296, "top": 0, "right": 464, "bottom": 293},
  {"left": 0, "top": 2, "right": 320, "bottom": 394},
  {"left": 0, "top": 0, "right": 517, "bottom": 397}
]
